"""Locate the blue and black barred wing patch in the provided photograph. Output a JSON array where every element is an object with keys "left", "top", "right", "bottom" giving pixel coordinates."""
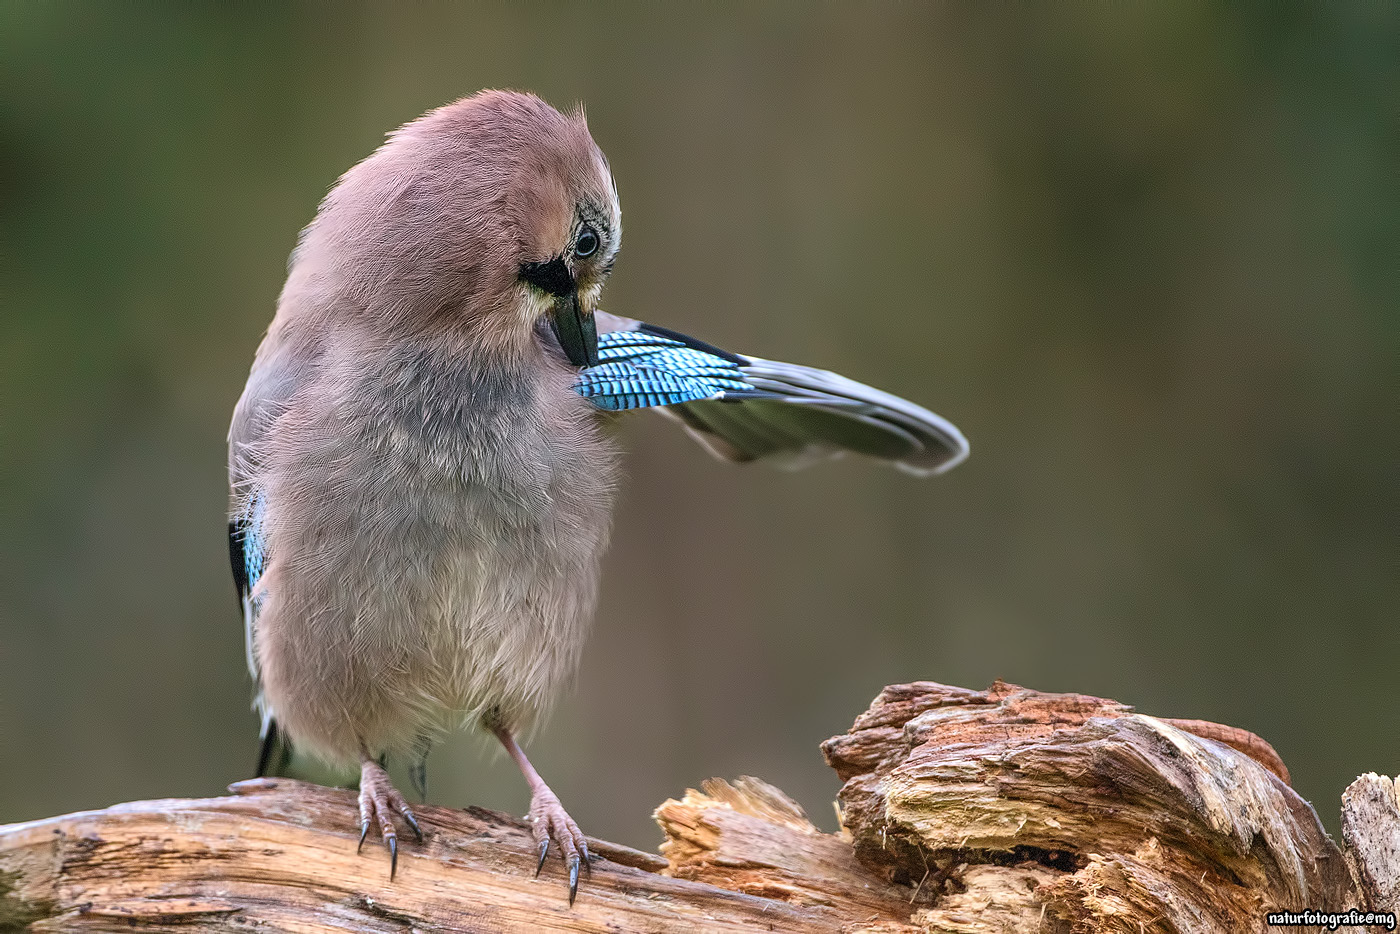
[
  {"left": 574, "top": 329, "right": 764, "bottom": 411},
  {"left": 229, "top": 489, "right": 268, "bottom": 685},
  {"left": 584, "top": 315, "right": 970, "bottom": 476},
  {"left": 229, "top": 489, "right": 267, "bottom": 608},
  {"left": 228, "top": 489, "right": 288, "bottom": 776}
]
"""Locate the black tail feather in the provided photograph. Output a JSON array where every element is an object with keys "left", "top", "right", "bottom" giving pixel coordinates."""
[{"left": 256, "top": 719, "right": 292, "bottom": 778}]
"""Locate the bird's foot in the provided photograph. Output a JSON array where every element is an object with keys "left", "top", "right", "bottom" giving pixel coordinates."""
[
  {"left": 491, "top": 723, "right": 594, "bottom": 904},
  {"left": 527, "top": 785, "right": 592, "bottom": 905},
  {"left": 357, "top": 757, "right": 423, "bottom": 880}
]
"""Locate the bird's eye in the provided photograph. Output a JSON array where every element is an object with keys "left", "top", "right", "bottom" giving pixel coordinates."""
[{"left": 574, "top": 226, "right": 599, "bottom": 258}]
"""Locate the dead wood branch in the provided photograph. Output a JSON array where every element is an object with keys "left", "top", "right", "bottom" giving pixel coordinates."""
[{"left": 2, "top": 680, "right": 1395, "bottom": 933}]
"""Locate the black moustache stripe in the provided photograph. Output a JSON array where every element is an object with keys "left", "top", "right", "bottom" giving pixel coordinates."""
[{"left": 519, "top": 256, "right": 574, "bottom": 297}]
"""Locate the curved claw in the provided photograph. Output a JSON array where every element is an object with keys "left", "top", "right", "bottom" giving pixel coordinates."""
[
  {"left": 535, "top": 839, "right": 549, "bottom": 877},
  {"left": 388, "top": 835, "right": 398, "bottom": 881},
  {"left": 402, "top": 808, "right": 424, "bottom": 843},
  {"left": 357, "top": 819, "right": 370, "bottom": 854},
  {"left": 567, "top": 856, "right": 580, "bottom": 905}
]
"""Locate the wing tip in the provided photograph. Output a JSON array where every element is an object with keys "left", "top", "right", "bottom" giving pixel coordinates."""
[
  {"left": 897, "top": 433, "right": 971, "bottom": 477},
  {"left": 910, "top": 421, "right": 971, "bottom": 476}
]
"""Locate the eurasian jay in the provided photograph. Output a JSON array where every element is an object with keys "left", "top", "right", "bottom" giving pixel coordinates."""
[{"left": 228, "top": 90, "right": 967, "bottom": 901}]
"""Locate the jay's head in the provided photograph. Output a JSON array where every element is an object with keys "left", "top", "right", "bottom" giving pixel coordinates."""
[{"left": 297, "top": 90, "right": 620, "bottom": 366}]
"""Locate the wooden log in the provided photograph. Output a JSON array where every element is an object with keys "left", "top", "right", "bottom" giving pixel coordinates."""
[
  {"left": 1, "top": 680, "right": 1394, "bottom": 933},
  {"left": 821, "top": 680, "right": 1366, "bottom": 933},
  {"left": 1341, "top": 773, "right": 1400, "bottom": 913},
  {"left": 0, "top": 778, "right": 852, "bottom": 933}
]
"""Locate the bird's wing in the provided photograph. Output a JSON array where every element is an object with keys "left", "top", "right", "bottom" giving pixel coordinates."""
[
  {"left": 228, "top": 486, "right": 284, "bottom": 773},
  {"left": 579, "top": 312, "right": 969, "bottom": 476},
  {"left": 228, "top": 334, "right": 309, "bottom": 776}
]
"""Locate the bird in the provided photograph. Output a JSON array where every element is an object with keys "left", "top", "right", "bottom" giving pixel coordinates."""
[{"left": 227, "top": 89, "right": 968, "bottom": 903}]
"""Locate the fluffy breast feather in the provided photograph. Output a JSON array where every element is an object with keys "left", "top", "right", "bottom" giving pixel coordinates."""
[{"left": 247, "top": 331, "right": 618, "bottom": 763}]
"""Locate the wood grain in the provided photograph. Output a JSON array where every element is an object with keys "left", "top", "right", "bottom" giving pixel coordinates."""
[
  {"left": 1341, "top": 773, "right": 1400, "bottom": 913},
  {"left": 3, "top": 681, "right": 1394, "bottom": 932},
  {"left": 821, "top": 680, "right": 1367, "bottom": 933},
  {"left": 0, "top": 778, "right": 847, "bottom": 933}
]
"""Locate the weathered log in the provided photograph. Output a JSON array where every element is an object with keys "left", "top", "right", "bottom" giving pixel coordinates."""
[
  {"left": 0, "top": 779, "right": 852, "bottom": 933},
  {"left": 820, "top": 680, "right": 1370, "bottom": 933},
  {"left": 1341, "top": 773, "right": 1400, "bottom": 914},
  {"left": 1, "top": 680, "right": 1394, "bottom": 933}
]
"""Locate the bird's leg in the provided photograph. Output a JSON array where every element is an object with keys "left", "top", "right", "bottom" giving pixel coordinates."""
[
  {"left": 491, "top": 724, "right": 591, "bottom": 904},
  {"left": 356, "top": 748, "right": 423, "bottom": 880}
]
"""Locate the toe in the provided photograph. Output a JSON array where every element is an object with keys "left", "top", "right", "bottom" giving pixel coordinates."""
[
  {"left": 400, "top": 805, "right": 424, "bottom": 843},
  {"left": 569, "top": 826, "right": 592, "bottom": 878},
  {"left": 551, "top": 819, "right": 579, "bottom": 869}
]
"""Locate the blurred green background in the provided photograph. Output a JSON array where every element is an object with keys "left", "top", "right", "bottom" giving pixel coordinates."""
[{"left": 2, "top": 4, "right": 1396, "bottom": 847}]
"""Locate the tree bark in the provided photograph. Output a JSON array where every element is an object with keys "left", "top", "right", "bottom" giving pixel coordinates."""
[{"left": 2, "top": 680, "right": 1394, "bottom": 933}]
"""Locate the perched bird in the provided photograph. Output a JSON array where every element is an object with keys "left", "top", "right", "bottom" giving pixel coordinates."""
[{"left": 228, "top": 90, "right": 967, "bottom": 901}]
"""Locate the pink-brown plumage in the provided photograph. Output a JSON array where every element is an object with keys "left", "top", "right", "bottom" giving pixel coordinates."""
[{"left": 231, "top": 91, "right": 622, "bottom": 891}]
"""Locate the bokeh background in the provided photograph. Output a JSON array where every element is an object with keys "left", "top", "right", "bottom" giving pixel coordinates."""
[{"left": 3, "top": 4, "right": 1396, "bottom": 847}]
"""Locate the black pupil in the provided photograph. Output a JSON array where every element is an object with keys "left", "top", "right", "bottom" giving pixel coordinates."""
[{"left": 575, "top": 228, "right": 598, "bottom": 258}]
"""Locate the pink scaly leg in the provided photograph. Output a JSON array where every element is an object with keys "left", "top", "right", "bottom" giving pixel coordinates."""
[{"left": 491, "top": 724, "right": 591, "bottom": 904}]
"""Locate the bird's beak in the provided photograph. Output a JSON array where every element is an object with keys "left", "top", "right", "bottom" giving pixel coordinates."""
[{"left": 549, "top": 291, "right": 599, "bottom": 368}]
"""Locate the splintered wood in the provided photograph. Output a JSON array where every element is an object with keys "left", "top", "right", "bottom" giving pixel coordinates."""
[
  {"left": 820, "top": 681, "right": 1365, "bottom": 932},
  {"left": 1341, "top": 773, "right": 1400, "bottom": 914},
  {"left": 1, "top": 681, "right": 1394, "bottom": 932},
  {"left": 655, "top": 776, "right": 915, "bottom": 922}
]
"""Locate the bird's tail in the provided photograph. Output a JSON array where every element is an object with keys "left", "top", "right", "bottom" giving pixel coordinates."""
[{"left": 255, "top": 718, "right": 293, "bottom": 778}]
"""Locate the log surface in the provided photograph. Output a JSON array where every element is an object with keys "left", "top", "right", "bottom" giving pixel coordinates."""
[
  {"left": 821, "top": 680, "right": 1365, "bottom": 933},
  {"left": 2, "top": 680, "right": 1394, "bottom": 933},
  {"left": 1341, "top": 773, "right": 1400, "bottom": 913},
  {"left": 0, "top": 778, "right": 853, "bottom": 933}
]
